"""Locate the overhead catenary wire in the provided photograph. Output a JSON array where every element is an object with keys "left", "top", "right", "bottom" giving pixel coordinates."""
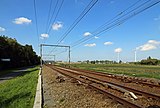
[
  {"left": 70, "top": 0, "right": 154, "bottom": 48},
  {"left": 49, "top": 0, "right": 145, "bottom": 55},
  {"left": 45, "top": 0, "right": 160, "bottom": 61},
  {"left": 42, "top": 0, "right": 64, "bottom": 44},
  {"left": 45, "top": 0, "right": 59, "bottom": 33},
  {"left": 49, "top": 0, "right": 98, "bottom": 54},
  {"left": 33, "top": 0, "right": 39, "bottom": 47},
  {"left": 47, "top": 0, "right": 146, "bottom": 55},
  {"left": 46, "top": 0, "right": 64, "bottom": 34},
  {"left": 47, "top": 0, "right": 99, "bottom": 56},
  {"left": 45, "top": 0, "right": 54, "bottom": 33},
  {"left": 70, "top": 0, "right": 143, "bottom": 47},
  {"left": 54, "top": 0, "right": 160, "bottom": 56},
  {"left": 56, "top": 0, "right": 98, "bottom": 44},
  {"left": 93, "top": 0, "right": 143, "bottom": 34}
]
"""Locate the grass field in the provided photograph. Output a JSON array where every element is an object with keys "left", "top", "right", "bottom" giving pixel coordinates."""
[
  {"left": 67, "top": 63, "right": 160, "bottom": 80},
  {"left": 0, "top": 67, "right": 39, "bottom": 108}
]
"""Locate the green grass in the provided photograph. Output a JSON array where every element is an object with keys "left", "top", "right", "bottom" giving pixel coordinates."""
[
  {"left": 0, "top": 67, "right": 39, "bottom": 108},
  {"left": 67, "top": 63, "right": 160, "bottom": 80}
]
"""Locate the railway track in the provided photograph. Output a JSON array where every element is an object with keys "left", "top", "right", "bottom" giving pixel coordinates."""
[
  {"left": 46, "top": 65, "right": 160, "bottom": 108},
  {"left": 64, "top": 66, "right": 160, "bottom": 88},
  {"left": 58, "top": 66, "right": 160, "bottom": 99}
]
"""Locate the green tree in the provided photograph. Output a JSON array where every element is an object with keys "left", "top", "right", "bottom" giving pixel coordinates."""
[
  {"left": 119, "top": 60, "right": 122, "bottom": 64},
  {"left": 90, "top": 61, "right": 96, "bottom": 64},
  {"left": 86, "top": 60, "right": 89, "bottom": 64},
  {"left": 0, "top": 36, "right": 40, "bottom": 70},
  {"left": 141, "top": 56, "right": 158, "bottom": 65},
  {"left": 95, "top": 60, "right": 99, "bottom": 64},
  {"left": 147, "top": 56, "right": 152, "bottom": 60}
]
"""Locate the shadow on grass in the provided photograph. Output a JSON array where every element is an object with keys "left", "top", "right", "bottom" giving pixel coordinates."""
[
  {"left": 0, "top": 68, "right": 39, "bottom": 83},
  {"left": 0, "top": 92, "right": 31, "bottom": 107},
  {"left": 0, "top": 66, "right": 38, "bottom": 77},
  {"left": 20, "top": 68, "right": 39, "bottom": 77}
]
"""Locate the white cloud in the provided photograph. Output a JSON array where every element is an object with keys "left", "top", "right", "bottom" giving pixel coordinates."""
[
  {"left": 83, "top": 32, "right": 92, "bottom": 36},
  {"left": 0, "top": 27, "right": 5, "bottom": 32},
  {"left": 114, "top": 48, "right": 122, "bottom": 53},
  {"left": 52, "top": 22, "right": 63, "bottom": 30},
  {"left": 40, "top": 33, "right": 49, "bottom": 39},
  {"left": 104, "top": 41, "right": 113, "bottom": 46},
  {"left": 84, "top": 43, "right": 96, "bottom": 47},
  {"left": 148, "top": 40, "right": 160, "bottom": 45},
  {"left": 94, "top": 36, "right": 99, "bottom": 39},
  {"left": 136, "top": 40, "right": 160, "bottom": 51},
  {"left": 137, "top": 44, "right": 157, "bottom": 51},
  {"left": 13, "top": 17, "right": 32, "bottom": 24},
  {"left": 154, "top": 16, "right": 160, "bottom": 21}
]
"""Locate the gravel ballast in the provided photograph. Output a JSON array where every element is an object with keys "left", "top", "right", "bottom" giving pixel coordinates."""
[{"left": 42, "top": 66, "right": 120, "bottom": 108}]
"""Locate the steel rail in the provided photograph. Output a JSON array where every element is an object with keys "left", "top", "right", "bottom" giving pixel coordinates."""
[
  {"left": 64, "top": 66, "right": 160, "bottom": 88},
  {"left": 47, "top": 65, "right": 142, "bottom": 108},
  {"left": 54, "top": 65, "right": 160, "bottom": 100}
]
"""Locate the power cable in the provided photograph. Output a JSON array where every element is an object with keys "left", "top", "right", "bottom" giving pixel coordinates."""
[
  {"left": 71, "top": 0, "right": 143, "bottom": 46},
  {"left": 33, "top": 0, "right": 39, "bottom": 46},
  {"left": 45, "top": 0, "right": 54, "bottom": 33},
  {"left": 55, "top": 0, "right": 160, "bottom": 55},
  {"left": 48, "top": 0, "right": 99, "bottom": 55},
  {"left": 71, "top": 0, "right": 153, "bottom": 48},
  {"left": 57, "top": 0, "right": 98, "bottom": 44},
  {"left": 47, "top": 0, "right": 64, "bottom": 34}
]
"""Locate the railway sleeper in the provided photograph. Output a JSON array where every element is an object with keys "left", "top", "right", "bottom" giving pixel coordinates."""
[
  {"left": 56, "top": 66, "right": 160, "bottom": 99},
  {"left": 49, "top": 68, "right": 160, "bottom": 108},
  {"left": 64, "top": 66, "right": 160, "bottom": 88},
  {"left": 78, "top": 75, "right": 138, "bottom": 100}
]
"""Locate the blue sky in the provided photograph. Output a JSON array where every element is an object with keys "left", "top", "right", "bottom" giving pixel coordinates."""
[{"left": 0, "top": 0, "right": 160, "bottom": 62}]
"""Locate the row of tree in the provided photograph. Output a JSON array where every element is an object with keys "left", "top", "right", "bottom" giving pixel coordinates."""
[
  {"left": 0, "top": 36, "right": 40, "bottom": 70},
  {"left": 78, "top": 60, "right": 118, "bottom": 64},
  {"left": 140, "top": 56, "right": 160, "bottom": 65},
  {"left": 79, "top": 56, "right": 160, "bottom": 65}
]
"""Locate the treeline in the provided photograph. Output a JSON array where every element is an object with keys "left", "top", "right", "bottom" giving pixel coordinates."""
[
  {"left": 140, "top": 56, "right": 160, "bottom": 65},
  {"left": 78, "top": 60, "right": 117, "bottom": 64},
  {"left": 79, "top": 56, "right": 160, "bottom": 65},
  {"left": 128, "top": 56, "right": 160, "bottom": 65},
  {"left": 0, "top": 35, "right": 40, "bottom": 70}
]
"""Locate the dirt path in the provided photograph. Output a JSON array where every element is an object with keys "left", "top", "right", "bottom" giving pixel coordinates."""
[{"left": 42, "top": 66, "right": 121, "bottom": 108}]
